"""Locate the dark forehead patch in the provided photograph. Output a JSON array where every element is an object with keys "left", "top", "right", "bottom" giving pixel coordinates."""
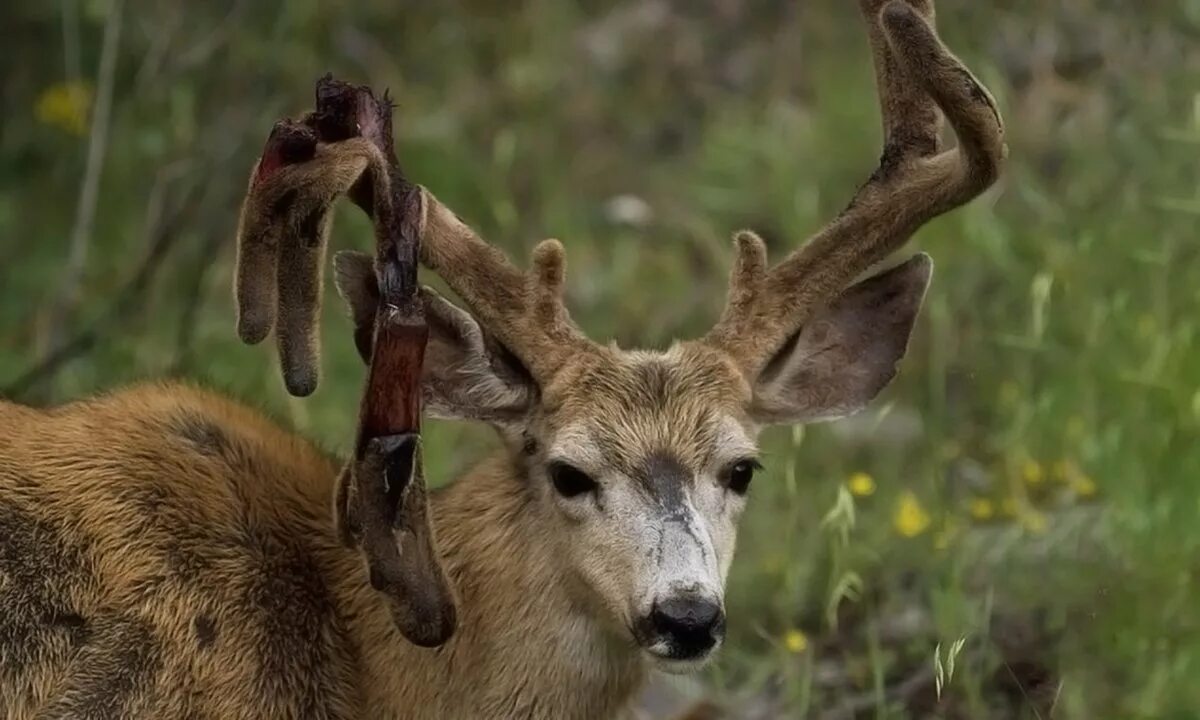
[{"left": 637, "top": 451, "right": 691, "bottom": 508}]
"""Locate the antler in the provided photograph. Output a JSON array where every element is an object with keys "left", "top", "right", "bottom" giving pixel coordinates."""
[
  {"left": 234, "top": 77, "right": 456, "bottom": 647},
  {"left": 413, "top": 196, "right": 596, "bottom": 382},
  {"left": 704, "top": 0, "right": 1006, "bottom": 376}
]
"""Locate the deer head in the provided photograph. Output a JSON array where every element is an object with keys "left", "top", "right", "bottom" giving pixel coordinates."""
[{"left": 237, "top": 0, "right": 1004, "bottom": 670}]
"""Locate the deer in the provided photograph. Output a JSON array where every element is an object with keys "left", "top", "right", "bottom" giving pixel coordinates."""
[{"left": 0, "top": 2, "right": 1003, "bottom": 718}]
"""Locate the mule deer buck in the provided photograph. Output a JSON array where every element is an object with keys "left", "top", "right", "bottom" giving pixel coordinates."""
[{"left": 0, "top": 2, "right": 1003, "bottom": 718}]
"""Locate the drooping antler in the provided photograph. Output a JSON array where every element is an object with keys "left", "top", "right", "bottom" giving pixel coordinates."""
[
  {"left": 234, "top": 77, "right": 456, "bottom": 647},
  {"left": 236, "top": 97, "right": 595, "bottom": 394},
  {"left": 234, "top": 82, "right": 410, "bottom": 397},
  {"left": 704, "top": 0, "right": 1005, "bottom": 376}
]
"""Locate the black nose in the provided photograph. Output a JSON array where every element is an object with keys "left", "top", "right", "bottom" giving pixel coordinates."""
[{"left": 650, "top": 597, "right": 726, "bottom": 657}]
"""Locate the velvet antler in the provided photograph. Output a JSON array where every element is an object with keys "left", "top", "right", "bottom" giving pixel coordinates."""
[
  {"left": 234, "top": 76, "right": 455, "bottom": 647},
  {"left": 704, "top": 0, "right": 1006, "bottom": 377}
]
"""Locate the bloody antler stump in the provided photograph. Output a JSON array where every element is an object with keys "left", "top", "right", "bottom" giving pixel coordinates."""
[{"left": 233, "top": 75, "right": 456, "bottom": 647}]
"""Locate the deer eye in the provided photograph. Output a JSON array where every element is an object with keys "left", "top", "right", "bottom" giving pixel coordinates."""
[
  {"left": 726, "top": 459, "right": 761, "bottom": 495},
  {"left": 548, "top": 461, "right": 599, "bottom": 498}
]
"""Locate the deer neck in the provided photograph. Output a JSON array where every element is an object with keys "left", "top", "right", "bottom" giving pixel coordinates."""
[{"left": 335, "top": 452, "right": 646, "bottom": 720}]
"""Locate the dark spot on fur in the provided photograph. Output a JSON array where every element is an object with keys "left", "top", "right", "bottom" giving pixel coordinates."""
[
  {"left": 169, "top": 412, "right": 235, "bottom": 458},
  {"left": 31, "top": 615, "right": 161, "bottom": 718},
  {"left": 194, "top": 614, "right": 217, "bottom": 649},
  {"left": 271, "top": 187, "right": 298, "bottom": 218},
  {"left": 127, "top": 480, "right": 171, "bottom": 516},
  {"left": 522, "top": 433, "right": 538, "bottom": 456},
  {"left": 872, "top": 141, "right": 907, "bottom": 183},
  {"left": 48, "top": 611, "right": 86, "bottom": 628},
  {"left": 46, "top": 610, "right": 91, "bottom": 644},
  {"left": 0, "top": 499, "right": 92, "bottom": 679},
  {"left": 103, "top": 460, "right": 230, "bottom": 585},
  {"left": 239, "top": 528, "right": 353, "bottom": 716}
]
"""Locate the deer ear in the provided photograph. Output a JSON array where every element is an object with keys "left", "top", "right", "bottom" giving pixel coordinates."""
[
  {"left": 749, "top": 253, "right": 932, "bottom": 425},
  {"left": 333, "top": 251, "right": 536, "bottom": 425}
]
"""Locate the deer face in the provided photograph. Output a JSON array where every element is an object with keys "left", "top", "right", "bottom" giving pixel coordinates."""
[
  {"left": 532, "top": 345, "right": 752, "bottom": 670},
  {"left": 334, "top": 247, "right": 934, "bottom": 671}
]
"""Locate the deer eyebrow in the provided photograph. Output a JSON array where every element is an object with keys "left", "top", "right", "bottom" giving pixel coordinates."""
[
  {"left": 546, "top": 426, "right": 605, "bottom": 469},
  {"left": 711, "top": 416, "right": 759, "bottom": 462}
]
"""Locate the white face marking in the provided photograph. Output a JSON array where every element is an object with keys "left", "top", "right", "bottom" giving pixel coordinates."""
[{"left": 544, "top": 415, "right": 756, "bottom": 669}]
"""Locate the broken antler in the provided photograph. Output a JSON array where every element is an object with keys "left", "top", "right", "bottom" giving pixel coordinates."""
[{"left": 234, "top": 75, "right": 455, "bottom": 647}]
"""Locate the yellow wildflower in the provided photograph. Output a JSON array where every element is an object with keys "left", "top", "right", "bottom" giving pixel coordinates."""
[
  {"left": 968, "top": 498, "right": 995, "bottom": 520},
  {"left": 893, "top": 491, "right": 931, "bottom": 538},
  {"left": 784, "top": 629, "right": 809, "bottom": 654},
  {"left": 1022, "top": 460, "right": 1044, "bottom": 485},
  {"left": 35, "top": 81, "right": 92, "bottom": 136},
  {"left": 1070, "top": 473, "right": 1098, "bottom": 498},
  {"left": 847, "top": 472, "right": 876, "bottom": 497},
  {"left": 1019, "top": 510, "right": 1048, "bottom": 535},
  {"left": 933, "top": 524, "right": 958, "bottom": 551}
]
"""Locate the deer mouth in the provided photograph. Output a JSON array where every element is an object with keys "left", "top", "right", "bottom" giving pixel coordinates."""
[{"left": 637, "top": 636, "right": 724, "bottom": 674}]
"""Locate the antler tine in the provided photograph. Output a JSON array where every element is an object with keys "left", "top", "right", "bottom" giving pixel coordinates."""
[
  {"left": 235, "top": 119, "right": 390, "bottom": 395},
  {"left": 236, "top": 74, "right": 591, "bottom": 394},
  {"left": 705, "top": 0, "right": 1006, "bottom": 375},
  {"left": 416, "top": 194, "right": 593, "bottom": 381}
]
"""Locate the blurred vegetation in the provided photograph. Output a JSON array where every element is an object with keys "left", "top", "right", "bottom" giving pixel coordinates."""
[{"left": 2, "top": 0, "right": 1199, "bottom": 717}]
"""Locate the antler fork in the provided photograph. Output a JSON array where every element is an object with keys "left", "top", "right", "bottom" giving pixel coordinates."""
[{"left": 704, "top": 0, "right": 1005, "bottom": 376}]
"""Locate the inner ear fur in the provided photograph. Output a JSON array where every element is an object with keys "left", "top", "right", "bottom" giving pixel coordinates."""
[
  {"left": 750, "top": 253, "right": 933, "bottom": 425},
  {"left": 333, "top": 250, "right": 536, "bottom": 425}
]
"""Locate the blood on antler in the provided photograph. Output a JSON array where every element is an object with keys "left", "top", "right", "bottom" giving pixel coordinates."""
[{"left": 234, "top": 76, "right": 455, "bottom": 647}]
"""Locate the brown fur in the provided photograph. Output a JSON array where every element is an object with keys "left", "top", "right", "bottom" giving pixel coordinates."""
[
  {"left": 0, "top": 266, "right": 927, "bottom": 717},
  {"left": 2, "top": 2, "right": 1004, "bottom": 718},
  {"left": 0, "top": 386, "right": 647, "bottom": 719}
]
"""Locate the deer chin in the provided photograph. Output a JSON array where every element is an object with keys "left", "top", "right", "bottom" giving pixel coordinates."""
[
  {"left": 640, "top": 640, "right": 723, "bottom": 675},
  {"left": 632, "top": 621, "right": 725, "bottom": 675}
]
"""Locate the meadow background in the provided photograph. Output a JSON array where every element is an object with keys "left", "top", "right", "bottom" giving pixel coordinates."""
[{"left": 2, "top": 0, "right": 1198, "bottom": 717}]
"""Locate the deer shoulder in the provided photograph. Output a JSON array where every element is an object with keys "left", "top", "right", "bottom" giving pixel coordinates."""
[{"left": 0, "top": 384, "right": 361, "bottom": 719}]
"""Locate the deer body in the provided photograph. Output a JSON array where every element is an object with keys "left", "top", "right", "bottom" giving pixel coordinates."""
[
  {"left": 0, "top": 383, "right": 645, "bottom": 719},
  {"left": 1, "top": 2, "right": 1005, "bottom": 718}
]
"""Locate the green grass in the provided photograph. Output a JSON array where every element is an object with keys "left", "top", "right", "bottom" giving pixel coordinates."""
[{"left": 2, "top": 1, "right": 1199, "bottom": 716}]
